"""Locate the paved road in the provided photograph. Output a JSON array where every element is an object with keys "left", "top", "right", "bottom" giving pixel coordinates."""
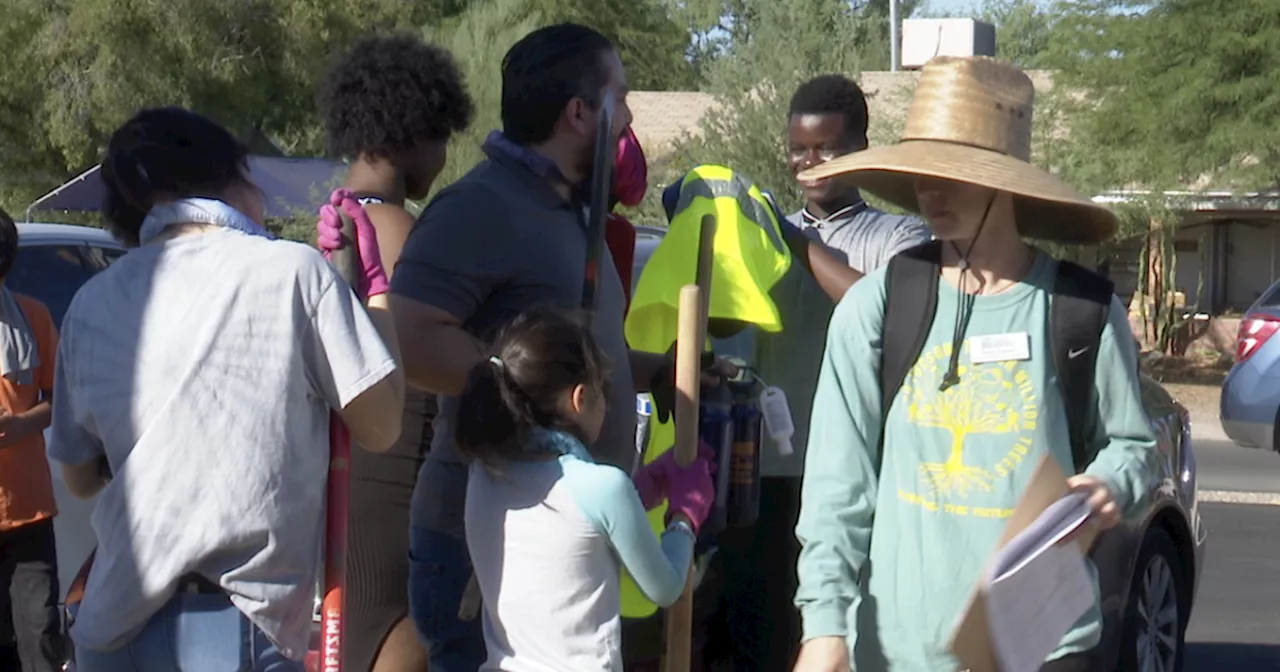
[
  {"left": 1193, "top": 418, "right": 1280, "bottom": 497},
  {"left": 1184, "top": 418, "right": 1280, "bottom": 670},
  {"left": 1185, "top": 503, "right": 1280, "bottom": 670}
]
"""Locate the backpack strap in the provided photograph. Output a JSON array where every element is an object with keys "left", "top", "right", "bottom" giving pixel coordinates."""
[
  {"left": 1050, "top": 260, "right": 1114, "bottom": 473},
  {"left": 879, "top": 241, "right": 943, "bottom": 469}
]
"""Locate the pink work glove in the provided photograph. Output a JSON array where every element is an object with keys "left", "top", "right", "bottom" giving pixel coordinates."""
[
  {"left": 632, "top": 440, "right": 716, "bottom": 511},
  {"left": 663, "top": 443, "right": 716, "bottom": 536},
  {"left": 316, "top": 188, "right": 389, "bottom": 298}
]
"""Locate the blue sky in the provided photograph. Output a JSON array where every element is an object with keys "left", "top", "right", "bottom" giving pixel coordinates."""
[
  {"left": 926, "top": 0, "right": 982, "bottom": 14},
  {"left": 922, "top": 0, "right": 1053, "bottom": 16}
]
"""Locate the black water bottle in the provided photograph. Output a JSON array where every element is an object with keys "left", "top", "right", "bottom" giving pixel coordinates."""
[
  {"left": 697, "top": 381, "right": 734, "bottom": 537},
  {"left": 727, "top": 379, "right": 762, "bottom": 527}
]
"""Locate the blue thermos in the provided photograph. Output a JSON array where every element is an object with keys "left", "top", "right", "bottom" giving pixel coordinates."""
[{"left": 697, "top": 382, "right": 734, "bottom": 537}]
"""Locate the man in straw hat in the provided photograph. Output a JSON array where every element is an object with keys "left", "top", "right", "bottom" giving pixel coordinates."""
[{"left": 790, "top": 56, "right": 1157, "bottom": 672}]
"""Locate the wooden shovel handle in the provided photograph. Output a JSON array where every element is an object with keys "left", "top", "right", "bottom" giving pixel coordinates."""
[{"left": 662, "top": 214, "right": 716, "bottom": 672}]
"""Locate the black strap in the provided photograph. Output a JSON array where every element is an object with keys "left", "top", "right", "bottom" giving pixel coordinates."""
[
  {"left": 879, "top": 241, "right": 943, "bottom": 469},
  {"left": 581, "top": 94, "right": 617, "bottom": 310},
  {"left": 1051, "top": 260, "right": 1114, "bottom": 473}
]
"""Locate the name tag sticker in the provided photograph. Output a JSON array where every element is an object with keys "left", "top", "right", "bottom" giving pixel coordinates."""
[{"left": 969, "top": 333, "right": 1031, "bottom": 364}]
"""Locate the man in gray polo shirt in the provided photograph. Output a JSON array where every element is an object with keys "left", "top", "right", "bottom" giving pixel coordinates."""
[
  {"left": 711, "top": 74, "right": 932, "bottom": 672},
  {"left": 388, "top": 24, "right": 719, "bottom": 672}
]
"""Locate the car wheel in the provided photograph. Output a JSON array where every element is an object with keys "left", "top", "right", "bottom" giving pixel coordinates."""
[{"left": 1120, "top": 527, "right": 1188, "bottom": 672}]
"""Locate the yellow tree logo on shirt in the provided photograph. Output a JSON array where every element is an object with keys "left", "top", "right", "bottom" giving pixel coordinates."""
[{"left": 904, "top": 342, "right": 1024, "bottom": 498}]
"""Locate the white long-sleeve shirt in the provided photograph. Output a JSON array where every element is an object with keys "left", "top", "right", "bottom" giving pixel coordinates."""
[{"left": 465, "top": 430, "right": 694, "bottom": 672}]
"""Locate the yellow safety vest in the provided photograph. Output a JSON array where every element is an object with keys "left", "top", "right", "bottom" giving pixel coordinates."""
[{"left": 619, "top": 165, "right": 792, "bottom": 618}]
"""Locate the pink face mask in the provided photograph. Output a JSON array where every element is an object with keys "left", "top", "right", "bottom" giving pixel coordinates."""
[{"left": 613, "top": 126, "right": 648, "bottom": 208}]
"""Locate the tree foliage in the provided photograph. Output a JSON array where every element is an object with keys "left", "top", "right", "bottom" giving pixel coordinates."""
[
  {"left": 0, "top": 0, "right": 694, "bottom": 218},
  {"left": 541, "top": 0, "right": 697, "bottom": 91},
  {"left": 0, "top": 0, "right": 426, "bottom": 214},
  {"left": 911, "top": 0, "right": 1056, "bottom": 68},
  {"left": 1035, "top": 1, "right": 1280, "bottom": 348},
  {"left": 423, "top": 0, "right": 546, "bottom": 200},
  {"left": 672, "top": 0, "right": 921, "bottom": 78},
  {"left": 639, "top": 0, "right": 924, "bottom": 224},
  {"left": 1047, "top": 0, "right": 1280, "bottom": 193},
  {"left": 978, "top": 0, "right": 1057, "bottom": 68}
]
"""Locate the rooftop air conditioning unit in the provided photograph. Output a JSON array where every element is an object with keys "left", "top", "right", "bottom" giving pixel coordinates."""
[{"left": 901, "top": 18, "right": 996, "bottom": 70}]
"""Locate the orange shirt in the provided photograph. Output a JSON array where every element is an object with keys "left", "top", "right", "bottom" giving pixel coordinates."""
[{"left": 0, "top": 293, "right": 58, "bottom": 531}]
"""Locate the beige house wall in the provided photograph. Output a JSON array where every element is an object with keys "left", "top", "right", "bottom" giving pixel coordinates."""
[{"left": 627, "top": 70, "right": 1056, "bottom": 157}]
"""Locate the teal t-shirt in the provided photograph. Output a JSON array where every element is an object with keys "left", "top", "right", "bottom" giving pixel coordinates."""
[{"left": 794, "top": 250, "right": 1158, "bottom": 671}]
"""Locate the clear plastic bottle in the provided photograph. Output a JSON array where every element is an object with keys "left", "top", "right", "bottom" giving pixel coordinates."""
[{"left": 759, "top": 386, "right": 795, "bottom": 457}]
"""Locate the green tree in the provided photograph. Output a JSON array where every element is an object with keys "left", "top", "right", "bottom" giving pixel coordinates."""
[
  {"left": 423, "top": 0, "right": 546, "bottom": 197},
  {"left": 1035, "top": 0, "right": 1280, "bottom": 349},
  {"left": 1047, "top": 0, "right": 1280, "bottom": 193},
  {"left": 540, "top": 0, "right": 698, "bottom": 90},
  {"left": 267, "top": 0, "right": 695, "bottom": 236},
  {"left": 914, "top": 0, "right": 1058, "bottom": 68},
  {"left": 666, "top": 0, "right": 921, "bottom": 84},
  {"left": 0, "top": 0, "right": 429, "bottom": 215},
  {"left": 981, "top": 0, "right": 1057, "bottom": 68},
  {"left": 0, "top": 0, "right": 693, "bottom": 218},
  {"left": 636, "top": 0, "right": 924, "bottom": 224}
]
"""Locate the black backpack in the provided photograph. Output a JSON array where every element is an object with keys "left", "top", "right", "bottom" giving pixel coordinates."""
[{"left": 879, "top": 241, "right": 1116, "bottom": 474}]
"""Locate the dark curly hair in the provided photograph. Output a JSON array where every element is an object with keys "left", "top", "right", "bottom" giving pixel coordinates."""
[
  {"left": 320, "top": 33, "right": 474, "bottom": 160},
  {"left": 788, "top": 74, "right": 870, "bottom": 145}
]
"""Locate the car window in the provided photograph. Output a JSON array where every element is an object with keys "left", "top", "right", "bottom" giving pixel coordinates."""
[
  {"left": 7, "top": 245, "right": 99, "bottom": 328},
  {"left": 83, "top": 244, "right": 125, "bottom": 271},
  {"left": 1256, "top": 280, "right": 1280, "bottom": 310}
]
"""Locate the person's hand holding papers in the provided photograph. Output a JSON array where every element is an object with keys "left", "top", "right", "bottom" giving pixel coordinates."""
[
  {"left": 1057, "top": 474, "right": 1121, "bottom": 547},
  {"left": 1066, "top": 474, "right": 1121, "bottom": 529}
]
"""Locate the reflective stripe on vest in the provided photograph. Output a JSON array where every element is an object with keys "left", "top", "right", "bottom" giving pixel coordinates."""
[{"left": 673, "top": 170, "right": 788, "bottom": 256}]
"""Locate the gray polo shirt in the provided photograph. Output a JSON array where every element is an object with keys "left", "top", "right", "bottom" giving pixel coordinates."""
[
  {"left": 755, "top": 204, "right": 931, "bottom": 478},
  {"left": 393, "top": 145, "right": 637, "bottom": 539}
]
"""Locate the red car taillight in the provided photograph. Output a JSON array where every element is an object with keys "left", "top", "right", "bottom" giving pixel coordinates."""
[{"left": 1237, "top": 315, "right": 1280, "bottom": 362}]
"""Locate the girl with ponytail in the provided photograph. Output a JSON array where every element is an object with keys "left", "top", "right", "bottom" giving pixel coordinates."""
[{"left": 456, "top": 306, "right": 714, "bottom": 672}]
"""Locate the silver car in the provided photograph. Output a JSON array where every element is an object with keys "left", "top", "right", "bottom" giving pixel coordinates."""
[{"left": 7, "top": 224, "right": 124, "bottom": 608}]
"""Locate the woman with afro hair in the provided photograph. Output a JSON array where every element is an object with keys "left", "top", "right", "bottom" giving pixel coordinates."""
[{"left": 318, "top": 32, "right": 474, "bottom": 672}]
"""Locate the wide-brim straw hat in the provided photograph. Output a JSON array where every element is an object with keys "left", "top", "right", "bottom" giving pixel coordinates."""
[{"left": 799, "top": 56, "right": 1117, "bottom": 245}]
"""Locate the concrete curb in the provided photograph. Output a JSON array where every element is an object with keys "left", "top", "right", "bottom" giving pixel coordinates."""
[
  {"left": 1199, "top": 490, "right": 1280, "bottom": 506},
  {"left": 1191, "top": 420, "right": 1230, "bottom": 443}
]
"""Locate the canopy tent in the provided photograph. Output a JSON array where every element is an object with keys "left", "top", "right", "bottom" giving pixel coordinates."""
[{"left": 24, "top": 156, "right": 346, "bottom": 222}]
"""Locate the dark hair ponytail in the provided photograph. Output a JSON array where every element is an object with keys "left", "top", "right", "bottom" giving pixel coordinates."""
[
  {"left": 456, "top": 306, "right": 611, "bottom": 461},
  {"left": 100, "top": 106, "right": 252, "bottom": 246}
]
